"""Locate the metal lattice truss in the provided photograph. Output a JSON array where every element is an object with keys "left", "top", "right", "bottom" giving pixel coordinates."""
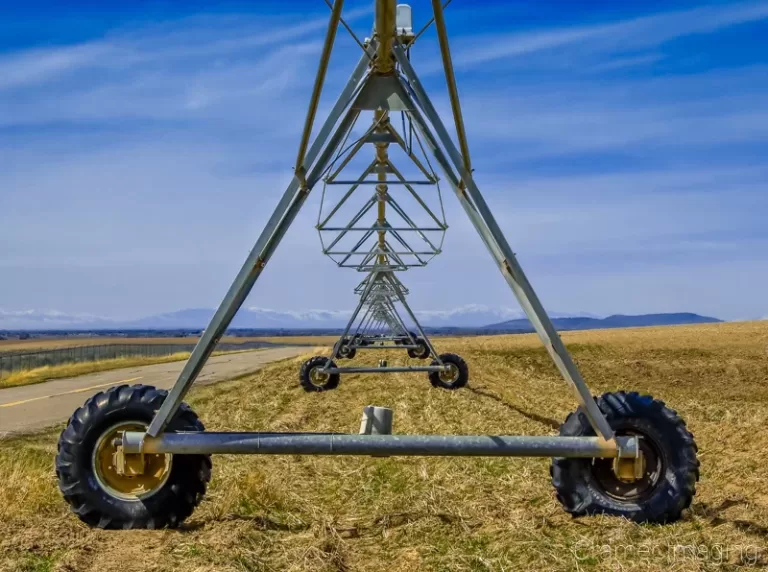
[
  {"left": 144, "top": 0, "right": 624, "bottom": 447},
  {"left": 331, "top": 270, "right": 439, "bottom": 362},
  {"left": 316, "top": 106, "right": 447, "bottom": 271},
  {"left": 57, "top": 5, "right": 689, "bottom": 533}
]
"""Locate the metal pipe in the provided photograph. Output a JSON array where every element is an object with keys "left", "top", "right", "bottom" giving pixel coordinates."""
[
  {"left": 409, "top": 0, "right": 453, "bottom": 46},
  {"left": 326, "top": 180, "right": 435, "bottom": 185},
  {"left": 294, "top": 0, "right": 345, "bottom": 176},
  {"left": 352, "top": 344, "right": 421, "bottom": 350},
  {"left": 375, "top": 109, "right": 389, "bottom": 266},
  {"left": 323, "top": 0, "right": 367, "bottom": 54},
  {"left": 431, "top": 0, "right": 471, "bottom": 174},
  {"left": 122, "top": 432, "right": 638, "bottom": 458},
  {"left": 326, "top": 366, "right": 447, "bottom": 373},
  {"left": 320, "top": 227, "right": 446, "bottom": 231},
  {"left": 374, "top": 0, "right": 396, "bottom": 73}
]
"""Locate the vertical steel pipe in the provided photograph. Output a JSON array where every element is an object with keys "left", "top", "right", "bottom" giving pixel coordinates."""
[{"left": 374, "top": 0, "right": 396, "bottom": 73}]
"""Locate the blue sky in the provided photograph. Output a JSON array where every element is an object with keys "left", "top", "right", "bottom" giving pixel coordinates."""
[{"left": 1, "top": 0, "right": 768, "bottom": 322}]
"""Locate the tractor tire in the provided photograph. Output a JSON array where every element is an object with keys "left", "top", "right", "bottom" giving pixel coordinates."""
[
  {"left": 407, "top": 338, "right": 430, "bottom": 360},
  {"left": 335, "top": 342, "right": 356, "bottom": 360},
  {"left": 55, "top": 384, "right": 211, "bottom": 529},
  {"left": 299, "top": 356, "right": 340, "bottom": 392},
  {"left": 428, "top": 353, "right": 469, "bottom": 390},
  {"left": 551, "top": 391, "right": 699, "bottom": 524}
]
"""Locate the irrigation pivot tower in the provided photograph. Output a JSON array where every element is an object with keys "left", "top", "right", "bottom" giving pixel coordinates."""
[{"left": 56, "top": 1, "right": 700, "bottom": 530}]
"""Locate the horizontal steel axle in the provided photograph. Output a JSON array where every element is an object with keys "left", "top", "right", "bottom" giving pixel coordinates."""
[
  {"left": 120, "top": 432, "right": 639, "bottom": 458},
  {"left": 325, "top": 365, "right": 448, "bottom": 373}
]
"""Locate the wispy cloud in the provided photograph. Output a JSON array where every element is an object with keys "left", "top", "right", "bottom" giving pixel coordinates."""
[
  {"left": 0, "top": 6, "right": 372, "bottom": 93},
  {"left": 459, "top": 76, "right": 768, "bottom": 159},
  {"left": 0, "top": 42, "right": 115, "bottom": 91},
  {"left": 1, "top": 1, "right": 767, "bottom": 320},
  {"left": 446, "top": 1, "right": 768, "bottom": 70}
]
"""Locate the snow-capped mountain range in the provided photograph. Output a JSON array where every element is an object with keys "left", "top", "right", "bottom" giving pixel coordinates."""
[{"left": 0, "top": 305, "right": 594, "bottom": 331}]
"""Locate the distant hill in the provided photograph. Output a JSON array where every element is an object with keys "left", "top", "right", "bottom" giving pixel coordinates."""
[
  {"left": 484, "top": 313, "right": 722, "bottom": 332},
  {"left": 1, "top": 307, "right": 722, "bottom": 333},
  {"left": 0, "top": 305, "right": 585, "bottom": 331},
  {"left": 124, "top": 305, "right": 564, "bottom": 330}
]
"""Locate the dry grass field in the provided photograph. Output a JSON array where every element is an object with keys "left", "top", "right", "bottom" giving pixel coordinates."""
[
  {"left": 0, "top": 353, "right": 194, "bottom": 389},
  {"left": 259, "top": 336, "right": 339, "bottom": 346},
  {"left": 0, "top": 347, "right": 269, "bottom": 389},
  {"left": 0, "top": 336, "right": 315, "bottom": 354},
  {"left": 0, "top": 337, "right": 195, "bottom": 353},
  {"left": 1, "top": 322, "right": 768, "bottom": 571}
]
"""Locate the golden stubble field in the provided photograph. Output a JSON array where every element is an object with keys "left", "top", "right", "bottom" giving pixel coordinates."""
[
  {"left": 1, "top": 322, "right": 768, "bottom": 571},
  {"left": 0, "top": 336, "right": 329, "bottom": 354}
]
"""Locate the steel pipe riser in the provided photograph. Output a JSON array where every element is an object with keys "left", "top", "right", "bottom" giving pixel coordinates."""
[{"left": 121, "top": 432, "right": 638, "bottom": 458}]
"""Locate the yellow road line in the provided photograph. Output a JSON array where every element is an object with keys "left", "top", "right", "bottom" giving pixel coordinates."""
[{"left": 0, "top": 377, "right": 143, "bottom": 408}]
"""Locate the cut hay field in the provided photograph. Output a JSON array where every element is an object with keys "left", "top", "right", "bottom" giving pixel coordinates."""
[
  {"left": 2, "top": 322, "right": 768, "bottom": 571},
  {"left": 0, "top": 336, "right": 309, "bottom": 354}
]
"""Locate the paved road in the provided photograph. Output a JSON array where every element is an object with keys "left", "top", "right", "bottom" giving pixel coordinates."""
[{"left": 0, "top": 346, "right": 307, "bottom": 437}]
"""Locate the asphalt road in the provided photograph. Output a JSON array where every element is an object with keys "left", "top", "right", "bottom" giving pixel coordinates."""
[{"left": 0, "top": 346, "right": 307, "bottom": 437}]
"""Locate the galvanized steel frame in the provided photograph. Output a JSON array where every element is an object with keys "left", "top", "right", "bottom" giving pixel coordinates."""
[{"left": 144, "top": 0, "right": 622, "bottom": 457}]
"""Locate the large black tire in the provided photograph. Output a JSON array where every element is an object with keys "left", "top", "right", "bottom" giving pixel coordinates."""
[
  {"left": 551, "top": 391, "right": 699, "bottom": 524},
  {"left": 55, "top": 384, "right": 211, "bottom": 529},
  {"left": 407, "top": 338, "right": 430, "bottom": 360},
  {"left": 299, "top": 356, "right": 340, "bottom": 392},
  {"left": 335, "top": 342, "right": 356, "bottom": 360},
  {"left": 396, "top": 332, "right": 417, "bottom": 346},
  {"left": 428, "top": 353, "right": 469, "bottom": 390}
]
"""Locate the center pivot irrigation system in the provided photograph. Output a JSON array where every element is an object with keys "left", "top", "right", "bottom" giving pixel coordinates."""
[{"left": 56, "top": 1, "right": 699, "bottom": 529}]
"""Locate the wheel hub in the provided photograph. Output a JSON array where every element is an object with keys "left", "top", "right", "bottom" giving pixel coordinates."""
[
  {"left": 92, "top": 422, "right": 172, "bottom": 500},
  {"left": 439, "top": 363, "right": 459, "bottom": 383},
  {"left": 613, "top": 451, "right": 647, "bottom": 482},
  {"left": 310, "top": 366, "right": 330, "bottom": 385},
  {"left": 591, "top": 432, "right": 663, "bottom": 502}
]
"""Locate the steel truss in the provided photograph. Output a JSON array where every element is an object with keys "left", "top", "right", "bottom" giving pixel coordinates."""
[
  {"left": 134, "top": 0, "right": 631, "bottom": 457},
  {"left": 56, "top": 2, "right": 702, "bottom": 530},
  {"left": 326, "top": 270, "right": 445, "bottom": 376}
]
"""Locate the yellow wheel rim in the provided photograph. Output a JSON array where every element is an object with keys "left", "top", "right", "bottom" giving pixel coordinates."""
[
  {"left": 439, "top": 364, "right": 459, "bottom": 383},
  {"left": 92, "top": 421, "right": 172, "bottom": 500},
  {"left": 310, "top": 367, "right": 330, "bottom": 386}
]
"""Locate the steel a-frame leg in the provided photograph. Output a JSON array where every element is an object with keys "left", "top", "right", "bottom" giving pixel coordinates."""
[
  {"left": 146, "top": 46, "right": 373, "bottom": 437},
  {"left": 392, "top": 44, "right": 615, "bottom": 441}
]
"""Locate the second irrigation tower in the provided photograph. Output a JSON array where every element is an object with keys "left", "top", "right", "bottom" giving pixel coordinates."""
[{"left": 56, "top": 1, "right": 700, "bottom": 530}]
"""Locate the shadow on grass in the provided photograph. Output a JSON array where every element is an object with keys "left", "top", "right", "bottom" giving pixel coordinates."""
[
  {"left": 697, "top": 498, "right": 768, "bottom": 540},
  {"left": 467, "top": 386, "right": 561, "bottom": 430},
  {"left": 180, "top": 514, "right": 310, "bottom": 533}
]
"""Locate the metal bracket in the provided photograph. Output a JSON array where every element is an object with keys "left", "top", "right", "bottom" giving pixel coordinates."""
[
  {"left": 113, "top": 436, "right": 146, "bottom": 476},
  {"left": 614, "top": 448, "right": 646, "bottom": 481}
]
